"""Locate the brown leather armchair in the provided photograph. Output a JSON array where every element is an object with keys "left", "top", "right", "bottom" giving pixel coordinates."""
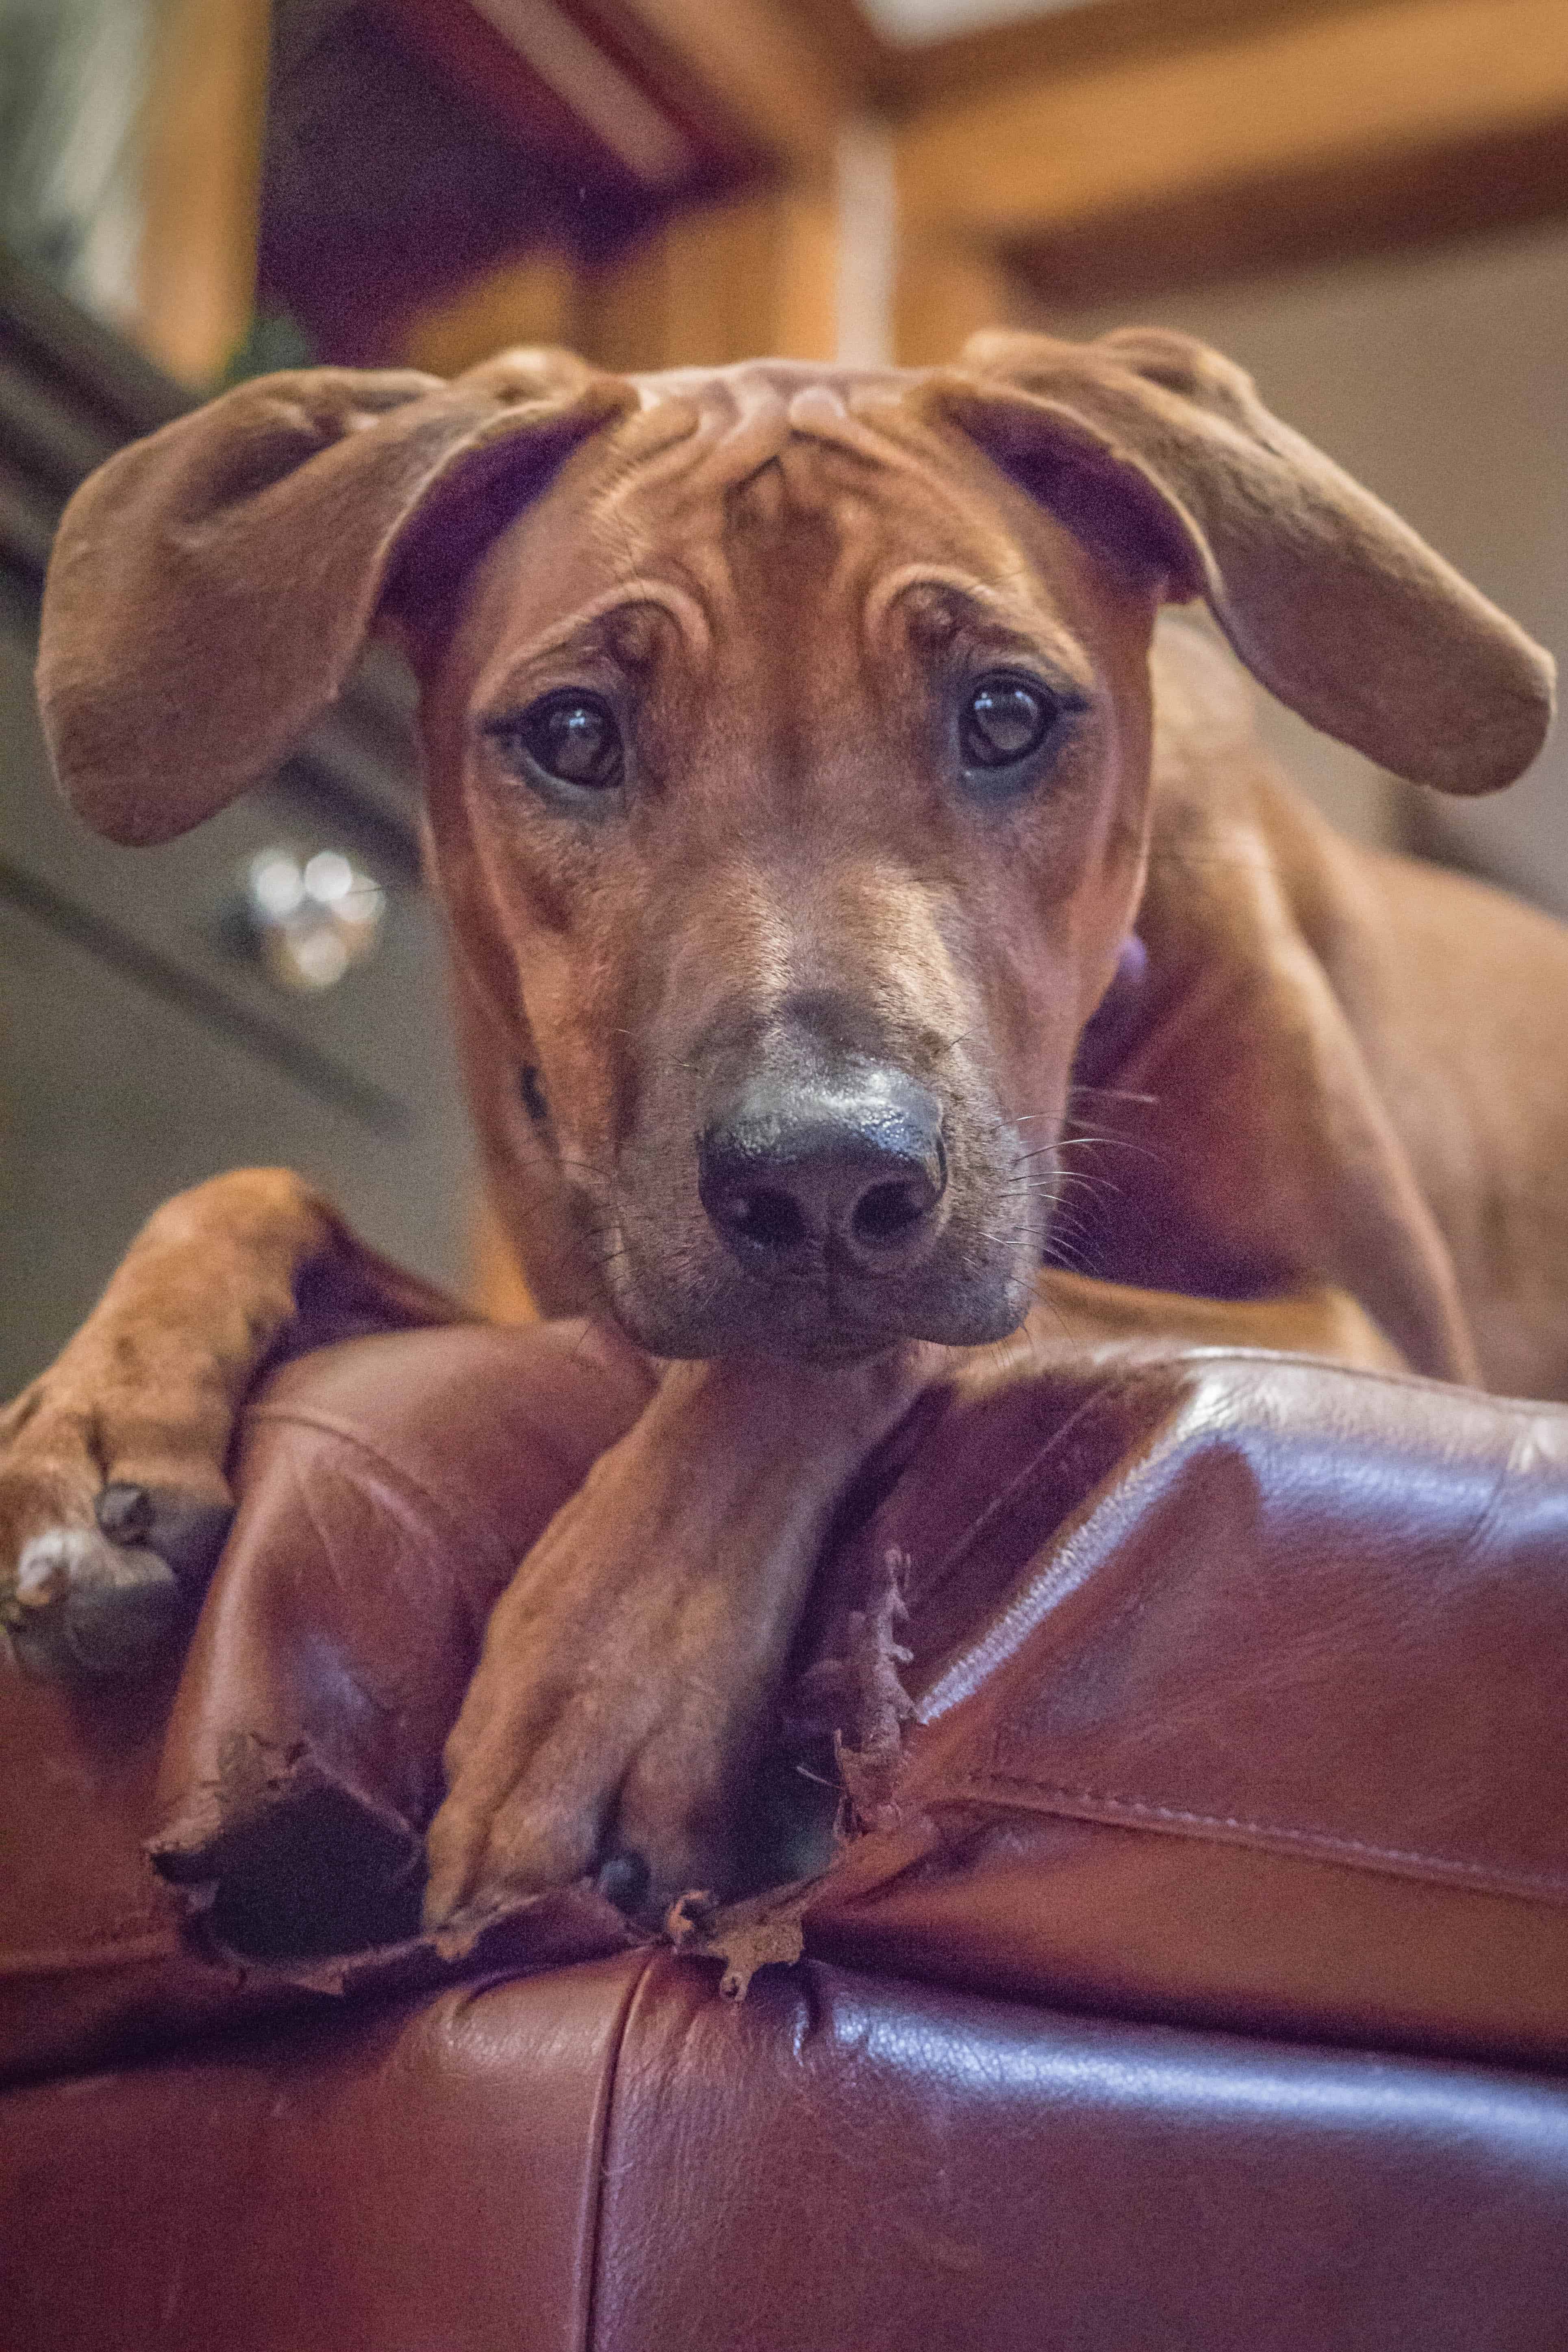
[{"left": 4, "top": 1322, "right": 1567, "bottom": 2350}]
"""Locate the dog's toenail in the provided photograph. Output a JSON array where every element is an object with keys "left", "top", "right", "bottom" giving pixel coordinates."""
[
  {"left": 595, "top": 1848, "right": 651, "bottom": 1914},
  {"left": 97, "top": 1482, "right": 153, "bottom": 1542}
]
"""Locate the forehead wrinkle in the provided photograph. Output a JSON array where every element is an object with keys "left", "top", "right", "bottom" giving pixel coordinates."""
[
  {"left": 589, "top": 448, "right": 848, "bottom": 650},
  {"left": 759, "top": 421, "right": 1073, "bottom": 639},
  {"left": 863, "top": 563, "right": 1090, "bottom": 681},
  {"left": 600, "top": 372, "right": 933, "bottom": 531},
  {"left": 609, "top": 374, "right": 796, "bottom": 515},
  {"left": 593, "top": 376, "right": 963, "bottom": 593},
  {"left": 575, "top": 380, "right": 1101, "bottom": 679},
  {"left": 477, "top": 578, "right": 711, "bottom": 704}
]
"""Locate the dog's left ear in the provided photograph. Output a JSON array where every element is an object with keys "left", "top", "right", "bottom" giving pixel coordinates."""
[
  {"left": 37, "top": 348, "right": 633, "bottom": 845},
  {"left": 933, "top": 327, "right": 1554, "bottom": 794}
]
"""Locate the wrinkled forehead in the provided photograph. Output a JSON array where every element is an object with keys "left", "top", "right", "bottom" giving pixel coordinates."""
[
  {"left": 453, "top": 362, "right": 1103, "bottom": 670},
  {"left": 610, "top": 364, "right": 1047, "bottom": 608}
]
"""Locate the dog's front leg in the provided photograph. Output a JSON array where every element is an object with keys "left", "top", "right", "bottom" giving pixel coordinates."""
[
  {"left": 0, "top": 1169, "right": 466, "bottom": 1677},
  {"left": 422, "top": 1343, "right": 929, "bottom": 1929}
]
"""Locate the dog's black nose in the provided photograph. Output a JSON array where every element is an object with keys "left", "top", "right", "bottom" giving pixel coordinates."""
[{"left": 698, "top": 1067, "right": 947, "bottom": 1274}]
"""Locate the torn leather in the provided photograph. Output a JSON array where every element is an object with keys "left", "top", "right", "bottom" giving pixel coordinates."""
[{"left": 13, "top": 1317, "right": 1568, "bottom": 2080}]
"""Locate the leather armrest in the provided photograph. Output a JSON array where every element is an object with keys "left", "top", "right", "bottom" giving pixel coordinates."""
[
  {"left": 0, "top": 1324, "right": 649, "bottom": 2085},
  {"left": 4, "top": 1324, "right": 1567, "bottom": 2085},
  {"left": 799, "top": 1349, "right": 1568, "bottom": 2063}
]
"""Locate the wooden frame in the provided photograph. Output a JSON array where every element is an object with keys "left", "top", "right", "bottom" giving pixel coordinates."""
[
  {"left": 136, "top": 0, "right": 271, "bottom": 385},
  {"left": 390, "top": 0, "right": 1568, "bottom": 375},
  {"left": 894, "top": 0, "right": 1568, "bottom": 309},
  {"left": 83, "top": 0, "right": 1568, "bottom": 382}
]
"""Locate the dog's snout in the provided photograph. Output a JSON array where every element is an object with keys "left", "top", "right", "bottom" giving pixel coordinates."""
[{"left": 698, "top": 1067, "right": 948, "bottom": 1275}]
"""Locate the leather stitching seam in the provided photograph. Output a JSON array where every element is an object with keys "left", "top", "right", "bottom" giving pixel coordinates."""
[
  {"left": 949, "top": 1770, "right": 1568, "bottom": 1901},
  {"left": 581, "top": 1953, "right": 662, "bottom": 2352}
]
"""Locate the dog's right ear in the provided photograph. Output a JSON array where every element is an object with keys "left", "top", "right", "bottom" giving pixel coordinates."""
[
  {"left": 934, "top": 328, "right": 1554, "bottom": 797},
  {"left": 37, "top": 350, "right": 632, "bottom": 845}
]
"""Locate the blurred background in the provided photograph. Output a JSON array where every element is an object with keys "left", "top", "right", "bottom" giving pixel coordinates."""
[{"left": 2, "top": 0, "right": 1566, "bottom": 1389}]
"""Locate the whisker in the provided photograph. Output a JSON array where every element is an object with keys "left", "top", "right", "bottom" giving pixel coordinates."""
[
  {"left": 1058, "top": 1133, "right": 1168, "bottom": 1171},
  {"left": 1068, "top": 1084, "right": 1159, "bottom": 1108}
]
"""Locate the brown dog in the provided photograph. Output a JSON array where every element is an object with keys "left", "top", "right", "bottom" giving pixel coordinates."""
[{"left": 0, "top": 328, "right": 1557, "bottom": 1926}]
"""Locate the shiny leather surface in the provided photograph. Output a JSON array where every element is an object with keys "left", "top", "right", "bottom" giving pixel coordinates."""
[
  {"left": 87, "top": 1324, "right": 1568, "bottom": 2065},
  {"left": 803, "top": 1348, "right": 1568, "bottom": 2060},
  {"left": 1, "top": 1956, "right": 641, "bottom": 2352},
  {"left": 598, "top": 1957, "right": 1568, "bottom": 2352},
  {"left": 2, "top": 1954, "right": 1565, "bottom": 2352},
  {"left": 5, "top": 1322, "right": 1568, "bottom": 2349},
  {"left": 0, "top": 1324, "right": 649, "bottom": 2085},
  {"left": 6, "top": 1323, "right": 1568, "bottom": 2082},
  {"left": 151, "top": 1321, "right": 652, "bottom": 1960}
]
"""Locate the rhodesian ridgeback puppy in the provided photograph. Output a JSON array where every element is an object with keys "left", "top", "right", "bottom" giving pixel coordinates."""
[{"left": 0, "top": 328, "right": 1557, "bottom": 1927}]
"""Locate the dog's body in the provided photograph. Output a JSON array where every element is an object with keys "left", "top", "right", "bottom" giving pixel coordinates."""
[
  {"left": 1, "top": 330, "right": 1556, "bottom": 1923},
  {"left": 1063, "top": 622, "right": 1568, "bottom": 1401}
]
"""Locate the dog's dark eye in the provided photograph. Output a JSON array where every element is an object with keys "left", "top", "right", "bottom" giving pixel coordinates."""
[
  {"left": 960, "top": 675, "right": 1058, "bottom": 770},
  {"left": 489, "top": 692, "right": 623, "bottom": 793}
]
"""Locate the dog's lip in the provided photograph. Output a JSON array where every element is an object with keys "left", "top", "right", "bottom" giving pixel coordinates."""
[
  {"left": 731, "top": 1254, "right": 936, "bottom": 1320},
  {"left": 611, "top": 1258, "right": 997, "bottom": 1366},
  {"left": 730, "top": 1278, "right": 914, "bottom": 1353},
  {"left": 610, "top": 1294, "right": 907, "bottom": 1367}
]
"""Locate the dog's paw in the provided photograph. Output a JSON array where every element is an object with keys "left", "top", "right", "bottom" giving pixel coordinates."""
[
  {"left": 0, "top": 1386, "right": 233, "bottom": 1680},
  {"left": 9, "top": 1525, "right": 183, "bottom": 1677},
  {"left": 421, "top": 1489, "right": 781, "bottom": 1931},
  {"left": 421, "top": 1573, "right": 755, "bottom": 1933},
  {"left": 421, "top": 1350, "right": 930, "bottom": 1936}
]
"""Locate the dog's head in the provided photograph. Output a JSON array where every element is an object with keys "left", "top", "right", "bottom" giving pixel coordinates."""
[{"left": 37, "top": 333, "right": 1554, "bottom": 1363}]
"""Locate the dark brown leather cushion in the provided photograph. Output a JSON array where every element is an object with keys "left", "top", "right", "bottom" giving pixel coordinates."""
[
  {"left": 0, "top": 1323, "right": 650, "bottom": 2084},
  {"left": 148, "top": 1320, "right": 655, "bottom": 1959},
  {"left": 4, "top": 1322, "right": 1568, "bottom": 2085},
  {"left": 805, "top": 1348, "right": 1568, "bottom": 2061},
  {"left": 4, "top": 1952, "right": 1568, "bottom": 2352}
]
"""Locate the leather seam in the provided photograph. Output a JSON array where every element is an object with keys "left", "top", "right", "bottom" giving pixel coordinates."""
[
  {"left": 0, "top": 1931, "right": 184, "bottom": 1976},
  {"left": 581, "top": 1950, "right": 662, "bottom": 2352},
  {"left": 948, "top": 1771, "right": 1568, "bottom": 1903}
]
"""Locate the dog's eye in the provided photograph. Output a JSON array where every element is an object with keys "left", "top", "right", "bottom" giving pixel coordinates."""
[
  {"left": 489, "top": 692, "right": 623, "bottom": 793},
  {"left": 959, "top": 675, "right": 1058, "bottom": 770}
]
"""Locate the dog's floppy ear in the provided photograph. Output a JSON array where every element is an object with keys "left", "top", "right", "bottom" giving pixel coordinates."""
[
  {"left": 934, "top": 326, "right": 1554, "bottom": 795},
  {"left": 37, "top": 348, "right": 633, "bottom": 844}
]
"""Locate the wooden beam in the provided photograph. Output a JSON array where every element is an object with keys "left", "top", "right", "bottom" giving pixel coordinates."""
[
  {"left": 397, "top": 249, "right": 580, "bottom": 375},
  {"left": 605, "top": 0, "right": 848, "bottom": 180},
  {"left": 1010, "top": 112, "right": 1568, "bottom": 307},
  {"left": 580, "top": 186, "right": 841, "bottom": 370},
  {"left": 865, "top": 0, "right": 1396, "bottom": 114},
  {"left": 897, "top": 0, "right": 1568, "bottom": 246},
  {"left": 136, "top": 0, "right": 270, "bottom": 385},
  {"left": 892, "top": 232, "right": 1029, "bottom": 369},
  {"left": 380, "top": 0, "right": 721, "bottom": 191},
  {"left": 770, "top": 0, "right": 888, "bottom": 104}
]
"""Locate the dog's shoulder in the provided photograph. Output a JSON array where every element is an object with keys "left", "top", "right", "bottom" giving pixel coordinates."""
[
  {"left": 1149, "top": 612, "right": 1257, "bottom": 753},
  {"left": 1145, "top": 612, "right": 1297, "bottom": 856},
  {"left": 1141, "top": 613, "right": 1388, "bottom": 980}
]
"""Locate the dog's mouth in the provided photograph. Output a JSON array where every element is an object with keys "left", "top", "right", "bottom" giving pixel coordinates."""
[{"left": 602, "top": 1241, "right": 1042, "bottom": 1365}]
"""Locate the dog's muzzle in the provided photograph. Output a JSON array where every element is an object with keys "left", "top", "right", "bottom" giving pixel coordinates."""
[{"left": 697, "top": 1065, "right": 948, "bottom": 1278}]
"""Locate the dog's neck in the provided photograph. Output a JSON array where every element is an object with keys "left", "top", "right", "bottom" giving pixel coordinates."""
[{"left": 1070, "top": 933, "right": 1148, "bottom": 1091}]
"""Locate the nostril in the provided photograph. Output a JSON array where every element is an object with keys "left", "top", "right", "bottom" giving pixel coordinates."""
[
  {"left": 851, "top": 1176, "right": 936, "bottom": 1250},
  {"left": 699, "top": 1067, "right": 947, "bottom": 1272},
  {"left": 713, "top": 1185, "right": 809, "bottom": 1255}
]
